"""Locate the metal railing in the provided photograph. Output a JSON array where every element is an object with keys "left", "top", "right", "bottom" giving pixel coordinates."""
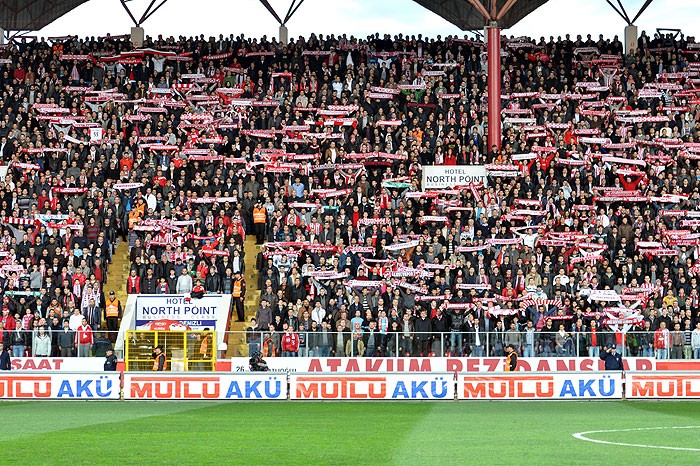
[
  {"left": 4, "top": 329, "right": 120, "bottom": 358},
  {"left": 225, "top": 329, "right": 699, "bottom": 360},
  {"left": 8, "top": 329, "right": 698, "bottom": 362}
]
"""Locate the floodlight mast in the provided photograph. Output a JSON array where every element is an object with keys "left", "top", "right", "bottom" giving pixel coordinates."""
[{"left": 258, "top": 0, "right": 306, "bottom": 45}]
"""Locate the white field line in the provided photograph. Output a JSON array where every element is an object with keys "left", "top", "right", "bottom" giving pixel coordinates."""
[{"left": 572, "top": 426, "right": 700, "bottom": 451}]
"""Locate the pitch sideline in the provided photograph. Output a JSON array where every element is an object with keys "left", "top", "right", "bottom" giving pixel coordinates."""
[{"left": 572, "top": 426, "right": 700, "bottom": 451}]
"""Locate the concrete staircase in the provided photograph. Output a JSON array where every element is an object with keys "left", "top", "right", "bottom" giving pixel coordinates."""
[
  {"left": 104, "top": 240, "right": 130, "bottom": 325},
  {"left": 225, "top": 236, "right": 261, "bottom": 358}
]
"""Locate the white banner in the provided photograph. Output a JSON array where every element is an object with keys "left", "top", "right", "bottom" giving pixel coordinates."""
[
  {"left": 123, "top": 373, "right": 288, "bottom": 400},
  {"left": 458, "top": 372, "right": 623, "bottom": 400},
  {"left": 587, "top": 289, "right": 621, "bottom": 302},
  {"left": 626, "top": 372, "right": 700, "bottom": 398},
  {"left": 289, "top": 373, "right": 454, "bottom": 400},
  {"left": 0, "top": 372, "right": 120, "bottom": 399},
  {"left": 133, "top": 294, "right": 231, "bottom": 353},
  {"left": 422, "top": 165, "right": 488, "bottom": 189},
  {"left": 135, "top": 295, "right": 226, "bottom": 329},
  {"left": 228, "top": 357, "right": 656, "bottom": 373},
  {"left": 10, "top": 357, "right": 106, "bottom": 372}
]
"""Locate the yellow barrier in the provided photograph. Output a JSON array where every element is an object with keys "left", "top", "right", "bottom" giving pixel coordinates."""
[{"left": 125, "top": 330, "right": 216, "bottom": 371}]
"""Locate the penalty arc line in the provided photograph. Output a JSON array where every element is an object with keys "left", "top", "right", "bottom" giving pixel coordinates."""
[{"left": 572, "top": 426, "right": 700, "bottom": 452}]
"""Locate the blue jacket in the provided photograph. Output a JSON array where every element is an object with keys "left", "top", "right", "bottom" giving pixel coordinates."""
[
  {"left": 0, "top": 349, "right": 11, "bottom": 370},
  {"left": 600, "top": 350, "right": 623, "bottom": 370}
]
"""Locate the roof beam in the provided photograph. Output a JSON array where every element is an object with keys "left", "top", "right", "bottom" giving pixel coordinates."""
[
  {"left": 465, "top": 0, "right": 490, "bottom": 20},
  {"left": 140, "top": 0, "right": 169, "bottom": 24},
  {"left": 119, "top": 0, "right": 140, "bottom": 26},
  {"left": 604, "top": 0, "right": 631, "bottom": 25},
  {"left": 258, "top": 0, "right": 283, "bottom": 24},
  {"left": 283, "top": 0, "right": 305, "bottom": 25},
  {"left": 615, "top": 0, "right": 631, "bottom": 23},
  {"left": 631, "top": 0, "right": 655, "bottom": 24},
  {"left": 496, "top": 0, "right": 519, "bottom": 21}
]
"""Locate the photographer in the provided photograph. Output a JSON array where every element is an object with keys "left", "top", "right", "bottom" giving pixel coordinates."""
[
  {"left": 600, "top": 344, "right": 623, "bottom": 371},
  {"left": 249, "top": 351, "right": 269, "bottom": 372}
]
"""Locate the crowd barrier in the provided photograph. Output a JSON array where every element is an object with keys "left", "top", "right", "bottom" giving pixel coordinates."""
[
  {"left": 226, "top": 329, "right": 700, "bottom": 360},
  {"left": 10, "top": 329, "right": 698, "bottom": 363},
  {"left": 2, "top": 370, "right": 700, "bottom": 400}
]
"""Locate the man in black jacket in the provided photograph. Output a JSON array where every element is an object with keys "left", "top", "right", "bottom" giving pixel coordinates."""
[
  {"left": 0, "top": 343, "right": 11, "bottom": 370},
  {"left": 141, "top": 269, "right": 158, "bottom": 294},
  {"left": 104, "top": 348, "right": 118, "bottom": 371},
  {"left": 413, "top": 310, "right": 432, "bottom": 356},
  {"left": 467, "top": 319, "right": 486, "bottom": 357},
  {"left": 431, "top": 309, "right": 449, "bottom": 356}
]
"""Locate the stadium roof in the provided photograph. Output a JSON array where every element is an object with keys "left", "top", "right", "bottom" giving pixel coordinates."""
[
  {"left": 0, "top": 0, "right": 89, "bottom": 31},
  {"left": 412, "top": 0, "right": 550, "bottom": 30}
]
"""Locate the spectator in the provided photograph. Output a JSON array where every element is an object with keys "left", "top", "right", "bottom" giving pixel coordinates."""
[
  {"left": 57, "top": 320, "right": 75, "bottom": 357},
  {"left": 281, "top": 325, "right": 300, "bottom": 357},
  {"left": 692, "top": 322, "right": 700, "bottom": 360},
  {"left": 246, "top": 318, "right": 261, "bottom": 356},
  {"left": 75, "top": 317, "right": 93, "bottom": 357},
  {"left": 11, "top": 319, "right": 26, "bottom": 357},
  {"left": 176, "top": 268, "right": 193, "bottom": 294},
  {"left": 33, "top": 327, "right": 52, "bottom": 357},
  {"left": 654, "top": 321, "right": 671, "bottom": 360}
]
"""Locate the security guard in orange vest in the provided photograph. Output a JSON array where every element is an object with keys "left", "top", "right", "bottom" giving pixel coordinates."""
[
  {"left": 104, "top": 291, "right": 122, "bottom": 343},
  {"left": 232, "top": 272, "right": 246, "bottom": 322},
  {"left": 153, "top": 345, "right": 167, "bottom": 371},
  {"left": 252, "top": 200, "right": 267, "bottom": 244},
  {"left": 505, "top": 344, "right": 518, "bottom": 371}
]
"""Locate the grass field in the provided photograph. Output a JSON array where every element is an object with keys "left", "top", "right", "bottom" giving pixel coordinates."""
[{"left": 1, "top": 401, "right": 699, "bottom": 465}]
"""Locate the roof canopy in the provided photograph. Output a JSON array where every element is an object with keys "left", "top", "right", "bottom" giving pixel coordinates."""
[
  {"left": 412, "top": 0, "right": 551, "bottom": 30},
  {"left": 0, "top": 0, "right": 89, "bottom": 31}
]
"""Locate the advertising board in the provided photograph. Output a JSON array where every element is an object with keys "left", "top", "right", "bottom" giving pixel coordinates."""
[
  {"left": 289, "top": 373, "right": 455, "bottom": 400},
  {"left": 123, "top": 373, "right": 288, "bottom": 400},
  {"left": 133, "top": 294, "right": 231, "bottom": 350},
  {"left": 0, "top": 372, "right": 120, "bottom": 399},
  {"left": 229, "top": 357, "right": 656, "bottom": 373},
  {"left": 421, "top": 165, "right": 487, "bottom": 189},
  {"left": 10, "top": 357, "right": 106, "bottom": 372},
  {"left": 457, "top": 372, "right": 623, "bottom": 400},
  {"left": 625, "top": 373, "right": 700, "bottom": 399}
]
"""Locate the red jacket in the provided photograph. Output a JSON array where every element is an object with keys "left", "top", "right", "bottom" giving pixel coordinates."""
[
  {"left": 1, "top": 313, "right": 16, "bottom": 332},
  {"left": 282, "top": 332, "right": 300, "bottom": 352},
  {"left": 76, "top": 325, "right": 93, "bottom": 345},
  {"left": 654, "top": 328, "right": 670, "bottom": 350},
  {"left": 127, "top": 275, "right": 141, "bottom": 294}
]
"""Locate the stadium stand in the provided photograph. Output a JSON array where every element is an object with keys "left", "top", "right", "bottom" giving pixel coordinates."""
[{"left": 1, "top": 30, "right": 700, "bottom": 361}]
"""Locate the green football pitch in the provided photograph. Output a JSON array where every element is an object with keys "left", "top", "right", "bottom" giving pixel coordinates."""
[{"left": 1, "top": 401, "right": 699, "bottom": 465}]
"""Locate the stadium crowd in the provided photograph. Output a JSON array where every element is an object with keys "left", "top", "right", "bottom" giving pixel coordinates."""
[{"left": 2, "top": 30, "right": 700, "bottom": 360}]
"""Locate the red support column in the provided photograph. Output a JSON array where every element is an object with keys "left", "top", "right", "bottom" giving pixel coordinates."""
[{"left": 487, "top": 24, "right": 502, "bottom": 152}]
